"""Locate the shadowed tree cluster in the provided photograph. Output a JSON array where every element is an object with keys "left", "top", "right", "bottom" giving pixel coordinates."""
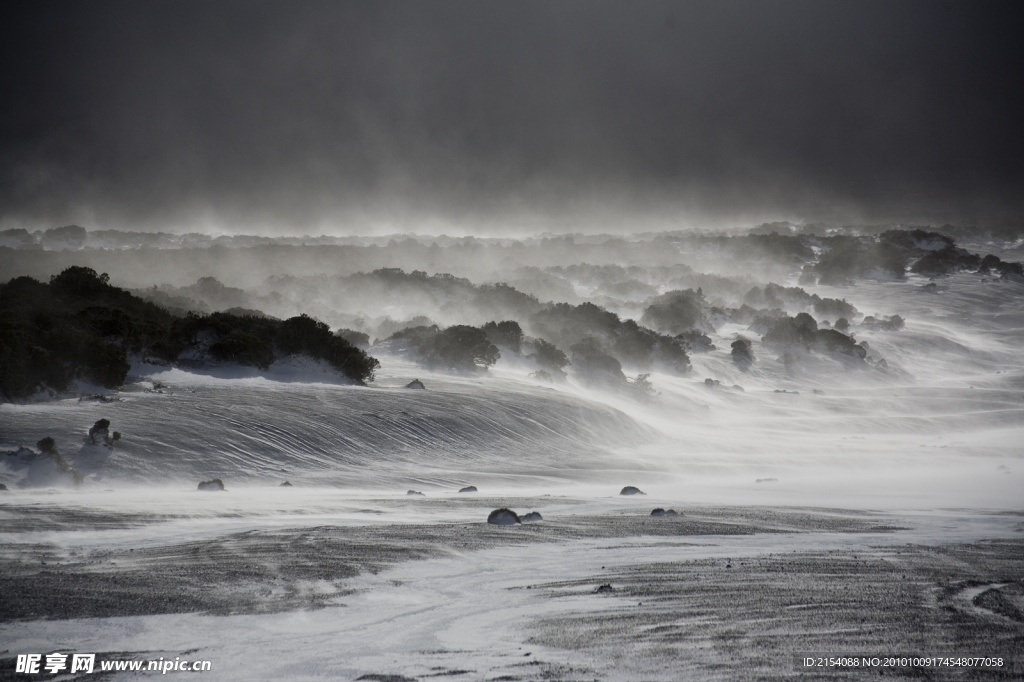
[
  {"left": 388, "top": 324, "right": 500, "bottom": 372},
  {"left": 0, "top": 267, "right": 379, "bottom": 400}
]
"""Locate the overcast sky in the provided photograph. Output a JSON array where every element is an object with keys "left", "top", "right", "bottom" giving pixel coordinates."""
[{"left": 2, "top": 0, "right": 1022, "bottom": 234}]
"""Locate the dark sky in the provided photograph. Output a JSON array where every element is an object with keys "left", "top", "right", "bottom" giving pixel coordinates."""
[{"left": 2, "top": 0, "right": 1022, "bottom": 234}]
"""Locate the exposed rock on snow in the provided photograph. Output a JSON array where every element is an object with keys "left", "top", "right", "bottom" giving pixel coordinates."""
[
  {"left": 406, "top": 490, "right": 425, "bottom": 496},
  {"left": 756, "top": 477, "right": 779, "bottom": 483},
  {"left": 520, "top": 511, "right": 543, "bottom": 523},
  {"left": 89, "top": 420, "right": 110, "bottom": 444},
  {"left": 78, "top": 393, "right": 121, "bottom": 403},
  {"left": 595, "top": 584, "right": 615, "bottom": 593},
  {"left": 705, "top": 378, "right": 744, "bottom": 391},
  {"left": 620, "top": 486, "right": 645, "bottom": 495},
  {"left": 650, "top": 508, "right": 679, "bottom": 516},
  {"left": 404, "top": 379, "right": 426, "bottom": 389},
  {"left": 487, "top": 508, "right": 521, "bottom": 525},
  {"left": 0, "top": 483, "right": 7, "bottom": 491},
  {"left": 458, "top": 485, "right": 478, "bottom": 493},
  {"left": 87, "top": 419, "right": 120, "bottom": 446},
  {"left": 279, "top": 481, "right": 293, "bottom": 487},
  {"left": 198, "top": 478, "right": 226, "bottom": 491}
]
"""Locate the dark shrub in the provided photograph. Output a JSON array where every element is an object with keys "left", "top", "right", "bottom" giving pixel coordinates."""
[
  {"left": 862, "top": 315, "right": 905, "bottom": 331},
  {"left": 910, "top": 246, "right": 982, "bottom": 277},
  {"left": 763, "top": 312, "right": 818, "bottom": 348},
  {"left": 815, "top": 237, "right": 907, "bottom": 284},
  {"left": 336, "top": 329, "right": 370, "bottom": 349},
  {"left": 641, "top": 289, "right": 712, "bottom": 334},
  {"left": 813, "top": 297, "right": 858, "bottom": 319},
  {"left": 570, "top": 337, "right": 626, "bottom": 389},
  {"left": 482, "top": 320, "right": 524, "bottom": 354},
  {"left": 676, "top": 330, "right": 715, "bottom": 353},
  {"left": 813, "top": 329, "right": 867, "bottom": 360},
  {"left": 391, "top": 324, "right": 499, "bottom": 372},
  {"left": 731, "top": 338, "right": 754, "bottom": 369}
]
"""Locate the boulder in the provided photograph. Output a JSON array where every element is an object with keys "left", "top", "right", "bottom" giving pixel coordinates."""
[
  {"left": 405, "top": 379, "right": 426, "bottom": 389},
  {"left": 0, "top": 483, "right": 7, "bottom": 491},
  {"left": 595, "top": 584, "right": 614, "bottom": 593},
  {"left": 650, "top": 508, "right": 679, "bottom": 517},
  {"left": 198, "top": 479, "right": 225, "bottom": 491},
  {"left": 88, "top": 419, "right": 110, "bottom": 445},
  {"left": 279, "top": 481, "right": 293, "bottom": 487},
  {"left": 619, "top": 486, "right": 645, "bottom": 496},
  {"left": 406, "top": 490, "right": 425, "bottom": 496},
  {"left": 487, "top": 508, "right": 521, "bottom": 525},
  {"left": 520, "top": 511, "right": 543, "bottom": 523},
  {"left": 458, "top": 485, "right": 478, "bottom": 493}
]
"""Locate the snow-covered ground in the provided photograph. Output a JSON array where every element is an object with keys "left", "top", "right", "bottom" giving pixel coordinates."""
[{"left": 2, "top": 273, "right": 1023, "bottom": 679}]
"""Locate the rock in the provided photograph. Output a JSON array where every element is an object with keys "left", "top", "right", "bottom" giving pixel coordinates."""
[
  {"left": 88, "top": 419, "right": 111, "bottom": 445},
  {"left": 0, "top": 483, "right": 7, "bottom": 491},
  {"left": 774, "top": 389, "right": 800, "bottom": 395},
  {"left": 862, "top": 314, "right": 905, "bottom": 331},
  {"left": 78, "top": 394, "right": 120, "bottom": 403},
  {"left": 198, "top": 479, "right": 225, "bottom": 491},
  {"left": 458, "top": 485, "right": 478, "bottom": 493},
  {"left": 756, "top": 477, "right": 778, "bottom": 483},
  {"left": 487, "top": 508, "right": 521, "bottom": 525},
  {"left": 595, "top": 584, "right": 614, "bottom": 593},
  {"left": 404, "top": 379, "right": 426, "bottom": 389},
  {"left": 619, "top": 486, "right": 645, "bottom": 496},
  {"left": 520, "top": 511, "right": 543, "bottom": 523},
  {"left": 406, "top": 490, "right": 425, "bottom": 496},
  {"left": 651, "top": 508, "right": 679, "bottom": 517},
  {"left": 279, "top": 481, "right": 293, "bottom": 487}
]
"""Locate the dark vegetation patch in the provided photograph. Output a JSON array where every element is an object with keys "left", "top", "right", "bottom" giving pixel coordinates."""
[{"left": 0, "top": 267, "right": 379, "bottom": 400}]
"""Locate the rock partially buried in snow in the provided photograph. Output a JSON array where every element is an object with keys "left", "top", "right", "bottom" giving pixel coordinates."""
[
  {"left": 520, "top": 511, "right": 543, "bottom": 523},
  {"left": 197, "top": 478, "right": 225, "bottom": 491},
  {"left": 279, "top": 481, "right": 293, "bottom": 487},
  {"left": 595, "top": 584, "right": 614, "bottom": 593},
  {"left": 756, "top": 477, "right": 778, "bottom": 483},
  {"left": 650, "top": 508, "right": 679, "bottom": 516},
  {"left": 458, "top": 485, "right": 478, "bottom": 493},
  {"left": 404, "top": 379, "right": 426, "bottom": 389},
  {"left": 487, "top": 508, "right": 521, "bottom": 525},
  {"left": 406, "top": 490, "right": 425, "bottom": 496},
  {"left": 0, "top": 483, "right": 7, "bottom": 491},
  {"left": 620, "top": 486, "right": 645, "bottom": 496}
]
